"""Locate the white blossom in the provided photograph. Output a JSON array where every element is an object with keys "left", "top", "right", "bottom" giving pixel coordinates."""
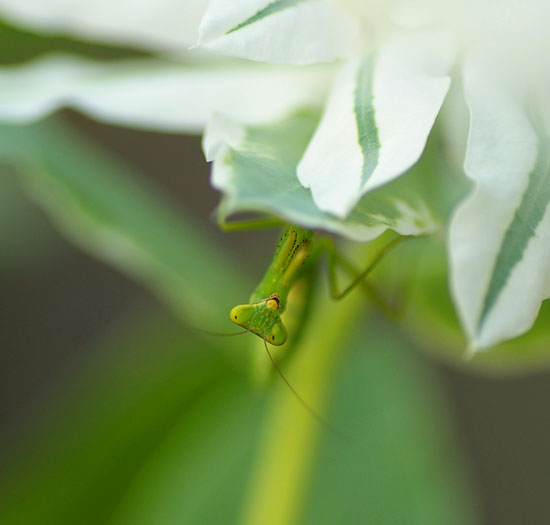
[{"left": 0, "top": 0, "right": 549, "bottom": 350}]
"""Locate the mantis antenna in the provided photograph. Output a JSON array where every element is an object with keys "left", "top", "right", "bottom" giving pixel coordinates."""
[
  {"left": 191, "top": 327, "right": 249, "bottom": 337},
  {"left": 198, "top": 325, "right": 347, "bottom": 437},
  {"left": 263, "top": 338, "right": 349, "bottom": 441}
]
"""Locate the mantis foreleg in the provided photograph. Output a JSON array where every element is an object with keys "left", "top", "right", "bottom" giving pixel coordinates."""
[
  {"left": 322, "top": 234, "right": 417, "bottom": 318},
  {"left": 217, "top": 215, "right": 286, "bottom": 232}
]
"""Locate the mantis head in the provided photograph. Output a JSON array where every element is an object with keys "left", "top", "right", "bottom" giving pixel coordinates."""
[{"left": 229, "top": 293, "right": 287, "bottom": 345}]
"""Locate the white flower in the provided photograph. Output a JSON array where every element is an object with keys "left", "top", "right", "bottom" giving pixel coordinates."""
[
  {"left": 195, "top": 0, "right": 550, "bottom": 351},
  {"left": 0, "top": 0, "right": 549, "bottom": 352}
]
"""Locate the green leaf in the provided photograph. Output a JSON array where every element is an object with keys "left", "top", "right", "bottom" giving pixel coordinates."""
[
  {"left": 0, "top": 116, "right": 249, "bottom": 327},
  {"left": 0, "top": 310, "right": 263, "bottom": 525},
  {"left": 0, "top": 169, "right": 66, "bottom": 269},
  {"left": 206, "top": 110, "right": 447, "bottom": 242},
  {"left": 0, "top": 290, "right": 479, "bottom": 525},
  {"left": 108, "top": 372, "right": 264, "bottom": 525},
  {"left": 299, "top": 329, "right": 478, "bottom": 524},
  {"left": 241, "top": 286, "right": 480, "bottom": 525},
  {"left": 0, "top": 19, "right": 146, "bottom": 64}
]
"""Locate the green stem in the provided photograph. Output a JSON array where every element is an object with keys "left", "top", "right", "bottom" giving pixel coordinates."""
[{"left": 241, "top": 282, "right": 366, "bottom": 525}]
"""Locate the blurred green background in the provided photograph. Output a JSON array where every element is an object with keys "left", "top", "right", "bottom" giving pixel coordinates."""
[
  {"left": 2, "top": 111, "right": 550, "bottom": 525},
  {"left": 1, "top": 15, "right": 550, "bottom": 525}
]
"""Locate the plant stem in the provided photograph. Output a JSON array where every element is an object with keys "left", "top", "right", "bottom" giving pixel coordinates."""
[{"left": 241, "top": 282, "right": 366, "bottom": 525}]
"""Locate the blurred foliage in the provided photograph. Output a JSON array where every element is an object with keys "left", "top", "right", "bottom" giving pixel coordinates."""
[
  {"left": 0, "top": 19, "right": 148, "bottom": 64},
  {"left": 0, "top": 169, "right": 67, "bottom": 269},
  {"left": 2, "top": 7, "right": 550, "bottom": 524},
  {"left": 398, "top": 236, "right": 550, "bottom": 373},
  {"left": 0, "top": 309, "right": 264, "bottom": 524},
  {"left": 0, "top": 15, "right": 486, "bottom": 522},
  {"left": 0, "top": 306, "right": 479, "bottom": 525},
  {"left": 0, "top": 116, "right": 251, "bottom": 330},
  {"left": 0, "top": 115, "right": 480, "bottom": 524}
]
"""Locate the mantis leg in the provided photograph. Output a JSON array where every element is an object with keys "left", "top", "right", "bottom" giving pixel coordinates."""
[
  {"left": 217, "top": 215, "right": 286, "bottom": 232},
  {"left": 323, "top": 235, "right": 417, "bottom": 318},
  {"left": 282, "top": 263, "right": 319, "bottom": 351}
]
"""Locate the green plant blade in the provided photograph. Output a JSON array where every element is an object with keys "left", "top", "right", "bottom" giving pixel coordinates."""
[
  {"left": 241, "top": 287, "right": 480, "bottom": 525},
  {"left": 299, "top": 330, "right": 478, "bottom": 524},
  {"left": 0, "top": 310, "right": 262, "bottom": 525},
  {"left": 0, "top": 298, "right": 479, "bottom": 525},
  {"left": 0, "top": 117, "right": 248, "bottom": 327},
  {"left": 0, "top": 19, "right": 147, "bottom": 65},
  {"left": 108, "top": 372, "right": 264, "bottom": 525}
]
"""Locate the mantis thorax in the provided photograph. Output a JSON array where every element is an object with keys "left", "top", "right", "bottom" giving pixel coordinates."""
[{"left": 229, "top": 225, "right": 315, "bottom": 345}]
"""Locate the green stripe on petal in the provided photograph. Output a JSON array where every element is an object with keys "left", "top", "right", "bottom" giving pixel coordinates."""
[
  {"left": 449, "top": 46, "right": 550, "bottom": 350},
  {"left": 478, "top": 132, "right": 550, "bottom": 334},
  {"left": 197, "top": 0, "right": 362, "bottom": 65},
  {"left": 354, "top": 55, "right": 380, "bottom": 185},
  {"left": 297, "top": 34, "right": 453, "bottom": 217},
  {"left": 226, "top": 0, "right": 307, "bottom": 34}
]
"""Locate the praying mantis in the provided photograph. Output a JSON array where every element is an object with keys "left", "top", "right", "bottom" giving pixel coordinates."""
[
  {"left": 222, "top": 221, "right": 414, "bottom": 431},
  {"left": 229, "top": 223, "right": 411, "bottom": 345}
]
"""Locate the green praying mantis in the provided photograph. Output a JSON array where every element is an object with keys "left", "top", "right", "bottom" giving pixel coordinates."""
[
  {"left": 229, "top": 223, "right": 411, "bottom": 344},
  {"left": 220, "top": 221, "right": 414, "bottom": 432}
]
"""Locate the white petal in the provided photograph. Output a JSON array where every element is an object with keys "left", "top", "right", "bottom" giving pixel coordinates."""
[
  {"left": 297, "top": 33, "right": 453, "bottom": 217},
  {"left": 196, "top": 0, "right": 363, "bottom": 64},
  {"left": 449, "top": 47, "right": 550, "bottom": 350},
  {"left": 202, "top": 113, "right": 245, "bottom": 162},
  {"left": 0, "top": 0, "right": 208, "bottom": 50},
  {"left": 0, "top": 55, "right": 331, "bottom": 133},
  {"left": 203, "top": 111, "right": 440, "bottom": 242}
]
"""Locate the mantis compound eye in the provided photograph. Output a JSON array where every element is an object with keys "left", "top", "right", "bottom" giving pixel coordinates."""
[
  {"left": 266, "top": 298, "right": 279, "bottom": 310},
  {"left": 267, "top": 320, "right": 287, "bottom": 346},
  {"left": 265, "top": 293, "right": 281, "bottom": 310},
  {"left": 265, "top": 293, "right": 281, "bottom": 311},
  {"left": 229, "top": 304, "right": 254, "bottom": 327}
]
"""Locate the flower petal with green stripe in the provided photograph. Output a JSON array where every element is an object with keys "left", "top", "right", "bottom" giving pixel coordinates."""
[
  {"left": 449, "top": 49, "right": 550, "bottom": 350},
  {"left": 196, "top": 0, "right": 363, "bottom": 64},
  {"left": 204, "top": 110, "right": 442, "bottom": 241},
  {"left": 297, "top": 34, "right": 454, "bottom": 218}
]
